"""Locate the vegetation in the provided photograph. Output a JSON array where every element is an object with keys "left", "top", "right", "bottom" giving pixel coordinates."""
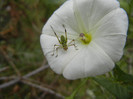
[{"left": 0, "top": 0, "right": 133, "bottom": 99}]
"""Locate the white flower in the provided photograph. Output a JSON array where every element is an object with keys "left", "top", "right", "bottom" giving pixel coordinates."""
[{"left": 40, "top": 0, "right": 128, "bottom": 80}]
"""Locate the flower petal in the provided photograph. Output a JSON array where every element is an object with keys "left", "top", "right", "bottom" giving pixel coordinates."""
[
  {"left": 88, "top": 0, "right": 120, "bottom": 30},
  {"left": 73, "top": 0, "right": 93, "bottom": 33},
  {"left": 73, "top": 0, "right": 120, "bottom": 32},
  {"left": 63, "top": 42, "right": 114, "bottom": 80},
  {"left": 92, "top": 9, "right": 128, "bottom": 62},
  {"left": 42, "top": 0, "right": 80, "bottom": 39}
]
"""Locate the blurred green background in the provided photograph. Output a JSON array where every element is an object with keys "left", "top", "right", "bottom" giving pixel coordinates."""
[{"left": 0, "top": 0, "right": 133, "bottom": 99}]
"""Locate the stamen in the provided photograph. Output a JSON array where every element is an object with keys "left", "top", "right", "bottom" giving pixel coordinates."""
[{"left": 79, "top": 33, "right": 92, "bottom": 44}]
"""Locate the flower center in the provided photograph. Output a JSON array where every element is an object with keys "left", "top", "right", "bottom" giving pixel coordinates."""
[{"left": 79, "top": 33, "right": 92, "bottom": 45}]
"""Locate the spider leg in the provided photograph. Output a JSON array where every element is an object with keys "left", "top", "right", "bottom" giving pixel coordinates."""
[
  {"left": 55, "top": 47, "right": 60, "bottom": 57},
  {"left": 51, "top": 44, "right": 60, "bottom": 56},
  {"left": 68, "top": 39, "right": 74, "bottom": 45},
  {"left": 62, "top": 24, "right": 67, "bottom": 42},
  {"left": 50, "top": 26, "right": 61, "bottom": 44},
  {"left": 68, "top": 39, "right": 78, "bottom": 50},
  {"left": 68, "top": 44, "right": 78, "bottom": 50}
]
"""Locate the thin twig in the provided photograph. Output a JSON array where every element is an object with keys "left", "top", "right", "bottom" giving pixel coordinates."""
[
  {"left": 0, "top": 48, "right": 21, "bottom": 76},
  {"left": 23, "top": 65, "right": 49, "bottom": 78},
  {"left": 23, "top": 78, "right": 51, "bottom": 89},
  {"left": 22, "top": 80, "right": 64, "bottom": 99},
  {"left": 0, "top": 76, "right": 16, "bottom": 80},
  {"left": 40, "top": 76, "right": 60, "bottom": 99},
  {"left": 0, "top": 67, "right": 9, "bottom": 73},
  {"left": 0, "top": 65, "right": 49, "bottom": 89},
  {"left": 0, "top": 78, "right": 20, "bottom": 88},
  {"left": 0, "top": 65, "right": 64, "bottom": 99}
]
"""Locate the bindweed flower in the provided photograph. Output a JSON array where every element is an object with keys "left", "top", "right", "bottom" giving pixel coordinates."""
[{"left": 40, "top": 0, "right": 128, "bottom": 80}]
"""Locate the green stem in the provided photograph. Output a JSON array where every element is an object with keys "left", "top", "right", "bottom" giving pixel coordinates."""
[{"left": 65, "top": 77, "right": 89, "bottom": 99}]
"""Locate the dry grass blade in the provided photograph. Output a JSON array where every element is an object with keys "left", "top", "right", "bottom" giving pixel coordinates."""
[
  {"left": 0, "top": 48, "right": 21, "bottom": 76},
  {"left": 0, "top": 67, "right": 9, "bottom": 73}
]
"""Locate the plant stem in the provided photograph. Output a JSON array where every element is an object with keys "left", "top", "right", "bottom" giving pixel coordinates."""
[{"left": 65, "top": 77, "right": 89, "bottom": 99}]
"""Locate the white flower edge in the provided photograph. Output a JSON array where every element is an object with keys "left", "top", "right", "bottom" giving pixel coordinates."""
[{"left": 40, "top": 0, "right": 128, "bottom": 80}]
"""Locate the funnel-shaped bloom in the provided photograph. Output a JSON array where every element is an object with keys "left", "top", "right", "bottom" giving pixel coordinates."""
[{"left": 40, "top": 0, "right": 128, "bottom": 80}]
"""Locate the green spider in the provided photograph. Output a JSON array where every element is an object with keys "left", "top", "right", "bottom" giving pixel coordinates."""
[{"left": 50, "top": 25, "right": 78, "bottom": 57}]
